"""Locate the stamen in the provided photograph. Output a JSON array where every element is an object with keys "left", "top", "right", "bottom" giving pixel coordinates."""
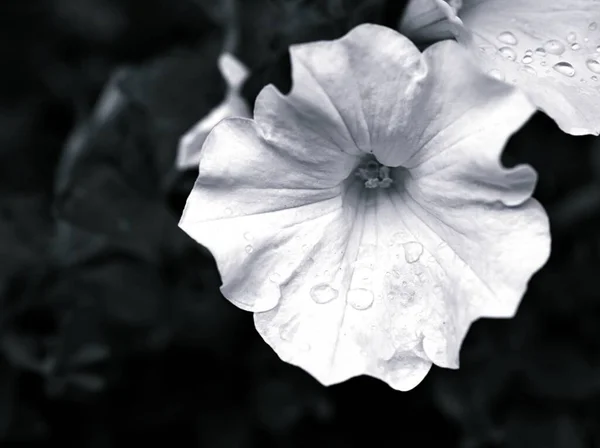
[{"left": 355, "top": 159, "right": 394, "bottom": 189}]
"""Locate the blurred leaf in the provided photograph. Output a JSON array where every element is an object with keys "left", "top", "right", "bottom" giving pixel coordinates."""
[
  {"left": 0, "top": 358, "right": 16, "bottom": 439},
  {"left": 1, "top": 333, "right": 42, "bottom": 373},
  {"left": 69, "top": 372, "right": 107, "bottom": 393},
  {"left": 68, "top": 343, "right": 111, "bottom": 367}
]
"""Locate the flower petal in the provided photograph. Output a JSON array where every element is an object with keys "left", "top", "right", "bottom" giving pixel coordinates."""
[
  {"left": 453, "top": 0, "right": 600, "bottom": 135},
  {"left": 176, "top": 53, "right": 252, "bottom": 170},
  {"left": 400, "top": 0, "right": 463, "bottom": 42},
  {"left": 180, "top": 24, "right": 550, "bottom": 391}
]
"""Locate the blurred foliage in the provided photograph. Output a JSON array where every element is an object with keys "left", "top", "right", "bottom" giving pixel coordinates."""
[{"left": 0, "top": 0, "right": 600, "bottom": 447}]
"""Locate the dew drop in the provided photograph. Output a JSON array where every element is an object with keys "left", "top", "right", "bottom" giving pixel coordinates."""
[
  {"left": 590, "top": 22, "right": 598, "bottom": 31},
  {"left": 243, "top": 231, "right": 254, "bottom": 241},
  {"left": 552, "top": 61, "right": 576, "bottom": 77},
  {"left": 524, "top": 49, "right": 533, "bottom": 56},
  {"left": 597, "top": 45, "right": 600, "bottom": 53},
  {"left": 586, "top": 59, "right": 600, "bottom": 74},
  {"left": 541, "top": 61, "right": 547, "bottom": 66},
  {"left": 224, "top": 207, "right": 233, "bottom": 216},
  {"left": 310, "top": 283, "right": 339, "bottom": 304},
  {"left": 497, "top": 31, "right": 518, "bottom": 45},
  {"left": 498, "top": 46, "right": 517, "bottom": 60},
  {"left": 487, "top": 69, "right": 504, "bottom": 81},
  {"left": 567, "top": 32, "right": 577, "bottom": 43},
  {"left": 347, "top": 288, "right": 374, "bottom": 310},
  {"left": 535, "top": 47, "right": 546, "bottom": 57},
  {"left": 544, "top": 39, "right": 565, "bottom": 55},
  {"left": 520, "top": 65, "right": 537, "bottom": 76},
  {"left": 571, "top": 42, "right": 581, "bottom": 51},
  {"left": 593, "top": 75, "right": 599, "bottom": 81},
  {"left": 403, "top": 242, "right": 424, "bottom": 263},
  {"left": 522, "top": 55, "right": 533, "bottom": 64},
  {"left": 269, "top": 272, "right": 282, "bottom": 283},
  {"left": 497, "top": 31, "right": 519, "bottom": 45},
  {"left": 245, "top": 245, "right": 254, "bottom": 253}
]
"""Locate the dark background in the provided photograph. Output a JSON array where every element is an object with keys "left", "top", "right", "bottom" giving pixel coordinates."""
[{"left": 1, "top": 1, "right": 599, "bottom": 447}]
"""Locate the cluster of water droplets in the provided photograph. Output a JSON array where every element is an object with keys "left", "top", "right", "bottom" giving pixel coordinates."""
[
  {"left": 485, "top": 22, "right": 600, "bottom": 85},
  {"left": 305, "top": 236, "right": 426, "bottom": 315}
]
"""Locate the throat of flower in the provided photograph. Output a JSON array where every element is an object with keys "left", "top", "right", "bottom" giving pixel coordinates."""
[{"left": 355, "top": 159, "right": 394, "bottom": 189}]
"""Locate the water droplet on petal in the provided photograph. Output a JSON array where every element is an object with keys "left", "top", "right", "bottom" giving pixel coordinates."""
[
  {"left": 269, "top": 272, "right": 282, "bottom": 283},
  {"left": 544, "top": 39, "right": 565, "bottom": 55},
  {"left": 553, "top": 61, "right": 576, "bottom": 77},
  {"left": 535, "top": 47, "right": 546, "bottom": 57},
  {"left": 586, "top": 59, "right": 600, "bottom": 74},
  {"left": 524, "top": 49, "right": 533, "bottom": 56},
  {"left": 567, "top": 32, "right": 577, "bottom": 43},
  {"left": 310, "top": 283, "right": 338, "bottom": 304},
  {"left": 488, "top": 69, "right": 505, "bottom": 80},
  {"left": 403, "top": 242, "right": 424, "bottom": 263},
  {"left": 597, "top": 45, "right": 600, "bottom": 53},
  {"left": 571, "top": 42, "right": 581, "bottom": 51},
  {"left": 592, "top": 75, "right": 598, "bottom": 81},
  {"left": 245, "top": 245, "right": 254, "bottom": 253},
  {"left": 224, "top": 207, "right": 233, "bottom": 216},
  {"left": 243, "top": 231, "right": 253, "bottom": 241},
  {"left": 590, "top": 22, "right": 598, "bottom": 31},
  {"left": 347, "top": 288, "right": 374, "bottom": 310},
  {"left": 497, "top": 31, "right": 518, "bottom": 45},
  {"left": 522, "top": 55, "right": 533, "bottom": 64},
  {"left": 521, "top": 66, "right": 537, "bottom": 76},
  {"left": 541, "top": 61, "right": 547, "bottom": 66},
  {"left": 499, "top": 46, "right": 517, "bottom": 60}
]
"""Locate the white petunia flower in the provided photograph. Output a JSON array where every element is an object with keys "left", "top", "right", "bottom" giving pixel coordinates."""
[
  {"left": 179, "top": 24, "right": 550, "bottom": 391},
  {"left": 176, "top": 52, "right": 251, "bottom": 170},
  {"left": 401, "top": 0, "right": 600, "bottom": 136}
]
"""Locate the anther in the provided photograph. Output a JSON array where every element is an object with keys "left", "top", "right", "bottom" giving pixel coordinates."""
[{"left": 355, "top": 159, "right": 394, "bottom": 189}]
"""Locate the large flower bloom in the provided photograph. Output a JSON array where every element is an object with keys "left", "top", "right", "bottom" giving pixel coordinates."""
[
  {"left": 401, "top": 0, "right": 600, "bottom": 136},
  {"left": 179, "top": 24, "right": 550, "bottom": 390}
]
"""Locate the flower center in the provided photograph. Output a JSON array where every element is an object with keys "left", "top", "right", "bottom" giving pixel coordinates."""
[{"left": 355, "top": 159, "right": 394, "bottom": 189}]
